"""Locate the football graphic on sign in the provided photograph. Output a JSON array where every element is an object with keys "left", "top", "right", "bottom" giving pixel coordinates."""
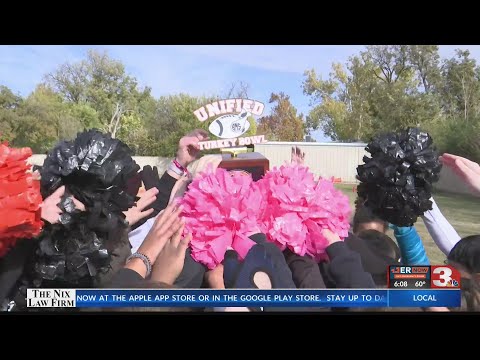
[{"left": 208, "top": 110, "right": 251, "bottom": 139}]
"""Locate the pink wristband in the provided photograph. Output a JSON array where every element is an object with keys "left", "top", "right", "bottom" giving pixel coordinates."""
[{"left": 173, "top": 159, "right": 189, "bottom": 175}]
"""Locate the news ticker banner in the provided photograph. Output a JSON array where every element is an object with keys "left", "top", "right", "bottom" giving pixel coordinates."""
[
  {"left": 26, "top": 288, "right": 461, "bottom": 308},
  {"left": 25, "top": 266, "right": 462, "bottom": 309}
]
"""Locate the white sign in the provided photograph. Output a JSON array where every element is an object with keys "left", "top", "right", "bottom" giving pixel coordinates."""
[
  {"left": 26, "top": 288, "right": 76, "bottom": 308},
  {"left": 193, "top": 98, "right": 268, "bottom": 148}
]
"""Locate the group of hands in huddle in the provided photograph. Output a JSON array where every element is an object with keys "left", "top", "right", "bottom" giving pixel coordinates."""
[
  {"left": 37, "top": 132, "right": 480, "bottom": 288},
  {"left": 40, "top": 128, "right": 208, "bottom": 226},
  {"left": 38, "top": 129, "right": 208, "bottom": 286}
]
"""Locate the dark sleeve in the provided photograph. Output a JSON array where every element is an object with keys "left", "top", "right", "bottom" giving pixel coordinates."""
[
  {"left": 107, "top": 268, "right": 144, "bottom": 288},
  {"left": 326, "top": 242, "right": 376, "bottom": 289},
  {"left": 0, "top": 239, "right": 35, "bottom": 304},
  {"left": 131, "top": 171, "right": 177, "bottom": 230},
  {"left": 284, "top": 250, "right": 326, "bottom": 289}
]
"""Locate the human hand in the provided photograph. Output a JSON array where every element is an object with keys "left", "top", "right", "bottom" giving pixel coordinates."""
[
  {"left": 205, "top": 264, "right": 225, "bottom": 289},
  {"left": 176, "top": 129, "right": 210, "bottom": 168},
  {"left": 123, "top": 187, "right": 159, "bottom": 226},
  {"left": 440, "top": 153, "right": 480, "bottom": 196},
  {"left": 322, "top": 228, "right": 341, "bottom": 246},
  {"left": 136, "top": 202, "right": 185, "bottom": 266},
  {"left": 291, "top": 146, "right": 305, "bottom": 165},
  {"left": 150, "top": 224, "right": 192, "bottom": 285},
  {"left": 32, "top": 170, "right": 41, "bottom": 181},
  {"left": 40, "top": 186, "right": 85, "bottom": 224}
]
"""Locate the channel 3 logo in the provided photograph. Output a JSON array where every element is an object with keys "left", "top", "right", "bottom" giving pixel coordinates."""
[{"left": 430, "top": 266, "right": 461, "bottom": 288}]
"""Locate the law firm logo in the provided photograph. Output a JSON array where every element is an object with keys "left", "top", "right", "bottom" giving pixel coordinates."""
[{"left": 27, "top": 288, "right": 76, "bottom": 307}]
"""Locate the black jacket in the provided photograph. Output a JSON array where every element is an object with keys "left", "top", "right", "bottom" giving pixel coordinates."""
[
  {"left": 324, "top": 241, "right": 376, "bottom": 289},
  {"left": 285, "top": 234, "right": 376, "bottom": 290},
  {"left": 108, "top": 268, "right": 144, "bottom": 288}
]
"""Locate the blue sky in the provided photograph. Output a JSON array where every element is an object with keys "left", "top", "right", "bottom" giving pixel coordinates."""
[{"left": 2, "top": 45, "right": 480, "bottom": 141}]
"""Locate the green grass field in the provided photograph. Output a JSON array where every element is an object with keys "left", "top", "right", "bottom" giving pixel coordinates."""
[{"left": 335, "top": 184, "right": 480, "bottom": 264}]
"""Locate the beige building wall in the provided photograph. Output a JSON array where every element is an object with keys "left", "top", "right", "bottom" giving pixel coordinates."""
[
  {"left": 28, "top": 142, "right": 474, "bottom": 196},
  {"left": 254, "top": 141, "right": 368, "bottom": 183}
]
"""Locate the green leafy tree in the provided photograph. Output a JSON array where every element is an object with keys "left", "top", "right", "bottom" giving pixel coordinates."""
[
  {"left": 44, "top": 49, "right": 153, "bottom": 138},
  {"left": 257, "top": 92, "right": 305, "bottom": 141},
  {"left": 303, "top": 46, "right": 442, "bottom": 142},
  {"left": 68, "top": 102, "right": 101, "bottom": 129},
  {"left": 12, "top": 85, "right": 83, "bottom": 153},
  {"left": 150, "top": 94, "right": 215, "bottom": 157},
  {"left": 0, "top": 85, "right": 22, "bottom": 109},
  {"left": 432, "top": 50, "right": 480, "bottom": 162},
  {"left": 0, "top": 85, "right": 23, "bottom": 142},
  {"left": 439, "top": 49, "right": 480, "bottom": 120},
  {"left": 407, "top": 45, "right": 442, "bottom": 93},
  {"left": 117, "top": 113, "right": 157, "bottom": 155}
]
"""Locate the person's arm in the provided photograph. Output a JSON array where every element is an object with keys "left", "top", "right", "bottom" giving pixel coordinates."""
[
  {"left": 421, "top": 197, "right": 461, "bottom": 256},
  {"left": 132, "top": 129, "right": 209, "bottom": 230},
  {"left": 391, "top": 225, "right": 430, "bottom": 265},
  {"left": 125, "top": 203, "right": 185, "bottom": 278},
  {"left": 284, "top": 250, "right": 326, "bottom": 288},
  {"left": 326, "top": 241, "right": 377, "bottom": 288},
  {"left": 323, "top": 229, "right": 376, "bottom": 288},
  {"left": 107, "top": 268, "right": 145, "bottom": 288},
  {"left": 440, "top": 153, "right": 480, "bottom": 197}
]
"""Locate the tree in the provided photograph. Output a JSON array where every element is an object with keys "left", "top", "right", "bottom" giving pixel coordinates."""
[
  {"left": 407, "top": 45, "right": 442, "bottom": 93},
  {"left": 225, "top": 81, "right": 250, "bottom": 99},
  {"left": 257, "top": 92, "right": 305, "bottom": 141},
  {"left": 117, "top": 113, "right": 157, "bottom": 156},
  {"left": 0, "top": 108, "right": 19, "bottom": 143},
  {"left": 0, "top": 85, "right": 22, "bottom": 110},
  {"left": 0, "top": 85, "right": 23, "bottom": 142},
  {"left": 303, "top": 60, "right": 376, "bottom": 141},
  {"left": 68, "top": 102, "right": 101, "bottom": 129},
  {"left": 222, "top": 80, "right": 257, "bottom": 137},
  {"left": 303, "top": 46, "right": 442, "bottom": 142},
  {"left": 148, "top": 94, "right": 215, "bottom": 157},
  {"left": 12, "top": 85, "right": 83, "bottom": 153},
  {"left": 439, "top": 49, "right": 480, "bottom": 120},
  {"left": 44, "top": 49, "right": 153, "bottom": 137},
  {"left": 431, "top": 49, "right": 480, "bottom": 162}
]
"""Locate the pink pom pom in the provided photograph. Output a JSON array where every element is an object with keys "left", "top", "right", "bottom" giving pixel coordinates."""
[
  {"left": 256, "top": 164, "right": 352, "bottom": 262},
  {"left": 180, "top": 167, "right": 262, "bottom": 269}
]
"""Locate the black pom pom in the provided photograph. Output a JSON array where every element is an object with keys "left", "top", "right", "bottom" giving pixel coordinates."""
[
  {"left": 33, "top": 130, "right": 139, "bottom": 285},
  {"left": 356, "top": 127, "right": 442, "bottom": 227}
]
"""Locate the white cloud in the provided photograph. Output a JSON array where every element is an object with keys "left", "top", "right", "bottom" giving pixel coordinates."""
[{"left": 171, "top": 45, "right": 367, "bottom": 74}]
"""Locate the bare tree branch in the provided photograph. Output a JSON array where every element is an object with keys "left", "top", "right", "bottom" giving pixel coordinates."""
[
  {"left": 108, "top": 103, "right": 124, "bottom": 138},
  {"left": 224, "top": 81, "right": 250, "bottom": 99},
  {"left": 372, "top": 69, "right": 385, "bottom": 82}
]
